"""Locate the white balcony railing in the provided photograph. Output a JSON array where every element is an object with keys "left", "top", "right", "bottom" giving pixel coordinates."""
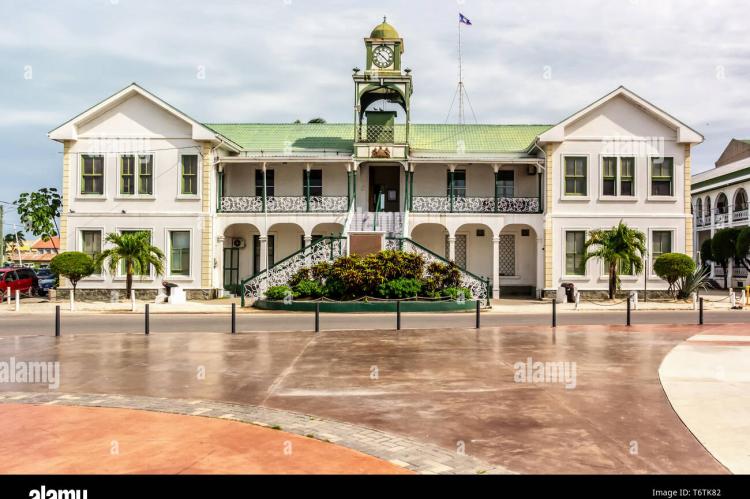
[
  {"left": 411, "top": 196, "right": 541, "bottom": 213},
  {"left": 220, "top": 196, "right": 348, "bottom": 213},
  {"left": 733, "top": 209, "right": 748, "bottom": 222},
  {"left": 714, "top": 211, "right": 729, "bottom": 224}
]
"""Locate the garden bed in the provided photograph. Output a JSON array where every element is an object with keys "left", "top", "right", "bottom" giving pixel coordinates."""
[{"left": 254, "top": 298, "right": 479, "bottom": 313}]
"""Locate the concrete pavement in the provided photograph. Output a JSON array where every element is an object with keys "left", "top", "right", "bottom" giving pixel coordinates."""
[{"left": 659, "top": 331, "right": 750, "bottom": 474}]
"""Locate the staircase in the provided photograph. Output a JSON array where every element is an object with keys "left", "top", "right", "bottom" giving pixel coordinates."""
[{"left": 349, "top": 208, "right": 403, "bottom": 237}]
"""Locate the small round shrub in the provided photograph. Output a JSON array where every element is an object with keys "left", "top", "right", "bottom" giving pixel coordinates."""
[
  {"left": 264, "top": 285, "right": 293, "bottom": 301},
  {"left": 653, "top": 253, "right": 696, "bottom": 292},
  {"left": 442, "top": 287, "right": 473, "bottom": 300},
  {"left": 49, "top": 251, "right": 95, "bottom": 291}
]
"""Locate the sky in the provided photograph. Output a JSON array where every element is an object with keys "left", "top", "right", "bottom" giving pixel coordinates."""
[{"left": 1, "top": 0, "right": 748, "bottom": 232}]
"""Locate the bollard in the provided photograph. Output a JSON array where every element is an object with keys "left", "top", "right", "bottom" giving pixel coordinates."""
[
  {"left": 315, "top": 302, "right": 320, "bottom": 333},
  {"left": 699, "top": 297, "right": 704, "bottom": 325},
  {"left": 15, "top": 289, "right": 19, "bottom": 312},
  {"left": 396, "top": 300, "right": 401, "bottom": 331},
  {"left": 131, "top": 289, "right": 136, "bottom": 312},
  {"left": 552, "top": 298, "right": 557, "bottom": 328},
  {"left": 626, "top": 293, "right": 631, "bottom": 326},
  {"left": 231, "top": 303, "right": 236, "bottom": 334},
  {"left": 5, "top": 288, "right": 9, "bottom": 305},
  {"left": 475, "top": 299, "right": 480, "bottom": 329},
  {"left": 69, "top": 291, "right": 75, "bottom": 312},
  {"left": 145, "top": 304, "right": 150, "bottom": 335},
  {"left": 55, "top": 305, "right": 60, "bottom": 337}
]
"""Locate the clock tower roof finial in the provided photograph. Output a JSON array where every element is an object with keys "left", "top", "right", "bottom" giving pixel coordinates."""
[{"left": 370, "top": 18, "right": 399, "bottom": 39}]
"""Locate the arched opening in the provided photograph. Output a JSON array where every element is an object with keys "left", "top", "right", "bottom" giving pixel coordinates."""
[
  {"left": 498, "top": 224, "right": 538, "bottom": 297},
  {"left": 695, "top": 198, "right": 702, "bottom": 222},
  {"left": 222, "top": 223, "right": 261, "bottom": 289},
  {"left": 716, "top": 193, "right": 728, "bottom": 214},
  {"left": 734, "top": 188, "right": 748, "bottom": 213},
  {"left": 310, "top": 223, "right": 344, "bottom": 246},
  {"left": 410, "top": 223, "right": 448, "bottom": 258},
  {"left": 704, "top": 195, "right": 711, "bottom": 218}
]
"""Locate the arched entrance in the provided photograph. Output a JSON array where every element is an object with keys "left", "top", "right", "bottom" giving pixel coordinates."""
[
  {"left": 498, "top": 224, "right": 538, "bottom": 297},
  {"left": 410, "top": 223, "right": 449, "bottom": 258},
  {"left": 222, "top": 223, "right": 261, "bottom": 289}
]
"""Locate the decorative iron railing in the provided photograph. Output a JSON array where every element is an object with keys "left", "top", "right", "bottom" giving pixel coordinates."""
[
  {"left": 221, "top": 196, "right": 348, "bottom": 213},
  {"left": 411, "top": 196, "right": 541, "bottom": 213},
  {"left": 241, "top": 236, "right": 347, "bottom": 305},
  {"left": 386, "top": 237, "right": 491, "bottom": 305}
]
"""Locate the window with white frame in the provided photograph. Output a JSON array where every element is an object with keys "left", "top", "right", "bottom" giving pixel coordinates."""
[
  {"left": 565, "top": 231, "right": 586, "bottom": 275},
  {"left": 81, "top": 155, "right": 104, "bottom": 195},
  {"left": 564, "top": 157, "right": 587, "bottom": 196},
  {"left": 601, "top": 156, "right": 635, "bottom": 197},
  {"left": 620, "top": 157, "right": 635, "bottom": 196},
  {"left": 602, "top": 157, "right": 617, "bottom": 196},
  {"left": 169, "top": 231, "right": 190, "bottom": 276},
  {"left": 138, "top": 155, "right": 153, "bottom": 195},
  {"left": 80, "top": 230, "right": 102, "bottom": 259},
  {"left": 652, "top": 230, "right": 672, "bottom": 266},
  {"left": 650, "top": 157, "right": 674, "bottom": 196},
  {"left": 181, "top": 155, "right": 198, "bottom": 195}
]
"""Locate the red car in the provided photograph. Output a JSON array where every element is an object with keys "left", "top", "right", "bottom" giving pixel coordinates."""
[{"left": 0, "top": 267, "right": 39, "bottom": 297}]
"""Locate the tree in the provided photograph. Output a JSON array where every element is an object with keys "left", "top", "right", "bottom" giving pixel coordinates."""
[
  {"left": 653, "top": 253, "right": 696, "bottom": 297},
  {"left": 95, "top": 231, "right": 165, "bottom": 297},
  {"left": 710, "top": 227, "right": 741, "bottom": 289},
  {"left": 14, "top": 187, "right": 61, "bottom": 253},
  {"left": 3, "top": 231, "right": 25, "bottom": 256},
  {"left": 583, "top": 221, "right": 647, "bottom": 299},
  {"left": 735, "top": 226, "right": 750, "bottom": 271},
  {"left": 49, "top": 252, "right": 95, "bottom": 293},
  {"left": 700, "top": 238, "right": 714, "bottom": 269},
  {"left": 307, "top": 117, "right": 326, "bottom": 123}
]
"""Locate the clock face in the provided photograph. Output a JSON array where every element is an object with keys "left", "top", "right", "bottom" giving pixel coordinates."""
[{"left": 372, "top": 45, "right": 394, "bottom": 68}]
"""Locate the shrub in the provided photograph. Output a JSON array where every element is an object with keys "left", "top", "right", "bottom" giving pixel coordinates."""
[
  {"left": 49, "top": 252, "right": 95, "bottom": 291},
  {"left": 293, "top": 279, "right": 324, "bottom": 299},
  {"left": 423, "top": 261, "right": 461, "bottom": 293},
  {"left": 264, "top": 285, "right": 293, "bottom": 301},
  {"left": 653, "top": 253, "right": 696, "bottom": 295},
  {"left": 676, "top": 267, "right": 710, "bottom": 300},
  {"left": 377, "top": 278, "right": 423, "bottom": 299},
  {"left": 442, "top": 287, "right": 473, "bottom": 300}
]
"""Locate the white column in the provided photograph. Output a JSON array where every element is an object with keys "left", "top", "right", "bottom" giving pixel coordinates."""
[
  {"left": 492, "top": 236, "right": 500, "bottom": 299},
  {"left": 216, "top": 235, "right": 225, "bottom": 289},
  {"left": 259, "top": 236, "right": 268, "bottom": 272},
  {"left": 536, "top": 236, "right": 545, "bottom": 299},
  {"left": 448, "top": 235, "right": 456, "bottom": 262}
]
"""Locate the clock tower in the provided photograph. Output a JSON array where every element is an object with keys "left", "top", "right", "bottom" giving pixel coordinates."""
[{"left": 352, "top": 18, "right": 412, "bottom": 161}]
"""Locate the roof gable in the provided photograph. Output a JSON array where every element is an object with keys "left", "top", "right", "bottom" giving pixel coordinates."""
[
  {"left": 48, "top": 83, "right": 234, "bottom": 148},
  {"left": 538, "top": 86, "right": 703, "bottom": 144},
  {"left": 715, "top": 139, "right": 750, "bottom": 167}
]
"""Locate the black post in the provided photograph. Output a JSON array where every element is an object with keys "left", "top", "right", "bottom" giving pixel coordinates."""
[
  {"left": 552, "top": 299, "right": 557, "bottom": 328},
  {"left": 145, "top": 304, "right": 150, "bottom": 335},
  {"left": 699, "top": 297, "right": 704, "bottom": 325},
  {"left": 315, "top": 302, "right": 320, "bottom": 333},
  {"left": 231, "top": 303, "right": 236, "bottom": 334},
  {"left": 626, "top": 293, "right": 631, "bottom": 326},
  {"left": 396, "top": 300, "right": 401, "bottom": 331},
  {"left": 55, "top": 305, "right": 60, "bottom": 337},
  {"left": 475, "top": 299, "right": 480, "bottom": 329}
]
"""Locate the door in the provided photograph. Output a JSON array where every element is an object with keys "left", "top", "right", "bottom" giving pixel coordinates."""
[
  {"left": 369, "top": 164, "right": 400, "bottom": 212},
  {"left": 223, "top": 248, "right": 240, "bottom": 290}
]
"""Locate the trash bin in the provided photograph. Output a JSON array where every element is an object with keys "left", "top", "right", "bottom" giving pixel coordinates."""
[
  {"left": 162, "top": 281, "right": 178, "bottom": 297},
  {"left": 561, "top": 283, "right": 576, "bottom": 303}
]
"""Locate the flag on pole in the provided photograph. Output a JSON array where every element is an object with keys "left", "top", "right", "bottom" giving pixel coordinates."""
[{"left": 459, "top": 13, "right": 472, "bottom": 25}]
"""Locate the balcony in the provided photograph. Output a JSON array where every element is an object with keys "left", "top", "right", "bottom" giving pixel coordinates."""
[
  {"left": 220, "top": 196, "right": 348, "bottom": 213},
  {"left": 411, "top": 196, "right": 541, "bottom": 214},
  {"left": 733, "top": 209, "right": 748, "bottom": 222},
  {"left": 714, "top": 211, "right": 729, "bottom": 225},
  {"left": 356, "top": 124, "right": 407, "bottom": 144},
  {"left": 695, "top": 215, "right": 705, "bottom": 227}
]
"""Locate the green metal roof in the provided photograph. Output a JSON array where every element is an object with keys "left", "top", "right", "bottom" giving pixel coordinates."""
[
  {"left": 370, "top": 21, "right": 400, "bottom": 39},
  {"left": 204, "top": 123, "right": 552, "bottom": 155}
]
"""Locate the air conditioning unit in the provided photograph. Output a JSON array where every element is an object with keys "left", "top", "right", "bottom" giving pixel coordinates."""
[
  {"left": 231, "top": 237, "right": 246, "bottom": 249},
  {"left": 527, "top": 165, "right": 538, "bottom": 175}
]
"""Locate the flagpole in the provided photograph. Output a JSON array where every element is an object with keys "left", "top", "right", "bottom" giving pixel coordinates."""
[{"left": 457, "top": 15, "right": 464, "bottom": 125}]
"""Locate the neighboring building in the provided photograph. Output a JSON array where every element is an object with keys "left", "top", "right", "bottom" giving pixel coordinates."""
[
  {"left": 5, "top": 237, "right": 60, "bottom": 268},
  {"left": 691, "top": 139, "right": 750, "bottom": 288},
  {"left": 49, "top": 21, "right": 701, "bottom": 300}
]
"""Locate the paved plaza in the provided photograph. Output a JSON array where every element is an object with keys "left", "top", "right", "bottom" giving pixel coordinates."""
[{"left": 0, "top": 321, "right": 746, "bottom": 474}]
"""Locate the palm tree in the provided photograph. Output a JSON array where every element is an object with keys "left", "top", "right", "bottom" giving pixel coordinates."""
[
  {"left": 583, "top": 221, "right": 647, "bottom": 300},
  {"left": 95, "top": 231, "right": 165, "bottom": 297}
]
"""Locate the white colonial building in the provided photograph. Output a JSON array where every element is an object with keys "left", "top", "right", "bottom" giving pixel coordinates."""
[
  {"left": 691, "top": 139, "right": 750, "bottom": 289},
  {"left": 49, "top": 21, "right": 700, "bottom": 301}
]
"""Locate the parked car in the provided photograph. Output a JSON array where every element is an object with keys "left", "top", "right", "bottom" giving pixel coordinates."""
[
  {"left": 0, "top": 267, "right": 39, "bottom": 297},
  {"left": 35, "top": 268, "right": 57, "bottom": 295}
]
